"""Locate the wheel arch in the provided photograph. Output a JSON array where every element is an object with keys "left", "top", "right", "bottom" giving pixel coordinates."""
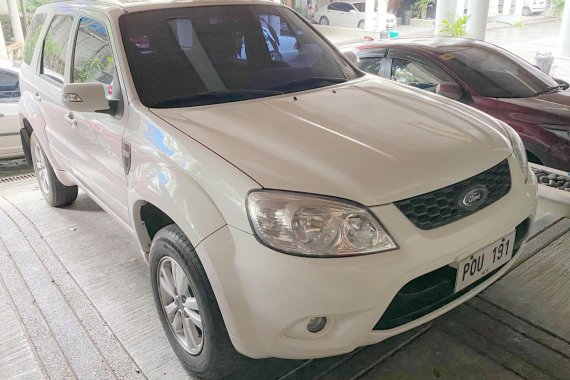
[{"left": 129, "top": 163, "right": 227, "bottom": 263}]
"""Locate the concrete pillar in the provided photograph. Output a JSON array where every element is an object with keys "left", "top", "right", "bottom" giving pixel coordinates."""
[
  {"left": 560, "top": 0, "right": 570, "bottom": 56},
  {"left": 489, "top": 0, "right": 500, "bottom": 16},
  {"left": 7, "top": 0, "right": 24, "bottom": 43},
  {"left": 364, "top": 0, "right": 375, "bottom": 30},
  {"left": 0, "top": 22, "right": 8, "bottom": 59},
  {"left": 435, "top": 0, "right": 459, "bottom": 35},
  {"left": 513, "top": 0, "right": 523, "bottom": 20},
  {"left": 376, "top": 0, "right": 388, "bottom": 32},
  {"left": 465, "top": 0, "right": 490, "bottom": 40},
  {"left": 502, "top": 0, "right": 512, "bottom": 14}
]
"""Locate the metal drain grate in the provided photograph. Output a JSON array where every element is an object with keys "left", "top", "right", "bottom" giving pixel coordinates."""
[{"left": 0, "top": 173, "right": 36, "bottom": 183}]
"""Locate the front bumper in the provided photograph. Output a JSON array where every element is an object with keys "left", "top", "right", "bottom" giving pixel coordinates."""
[{"left": 195, "top": 157, "right": 537, "bottom": 359}]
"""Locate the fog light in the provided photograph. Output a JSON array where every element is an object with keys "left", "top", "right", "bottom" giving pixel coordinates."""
[{"left": 306, "top": 317, "right": 327, "bottom": 333}]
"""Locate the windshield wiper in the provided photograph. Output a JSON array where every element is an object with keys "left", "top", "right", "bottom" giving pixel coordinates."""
[
  {"left": 533, "top": 85, "right": 563, "bottom": 97},
  {"left": 269, "top": 77, "right": 348, "bottom": 93},
  {"left": 151, "top": 90, "right": 284, "bottom": 108}
]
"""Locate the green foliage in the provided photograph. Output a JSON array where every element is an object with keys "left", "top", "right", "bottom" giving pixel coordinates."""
[
  {"left": 25, "top": 0, "right": 54, "bottom": 14},
  {"left": 0, "top": 14, "right": 14, "bottom": 42},
  {"left": 512, "top": 20, "right": 524, "bottom": 27},
  {"left": 439, "top": 14, "right": 469, "bottom": 37},
  {"left": 552, "top": 0, "right": 565, "bottom": 16},
  {"left": 411, "top": 0, "right": 434, "bottom": 19}
]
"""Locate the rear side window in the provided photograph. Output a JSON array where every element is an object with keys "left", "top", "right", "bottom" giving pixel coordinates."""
[
  {"left": 0, "top": 70, "right": 20, "bottom": 102},
  {"left": 23, "top": 13, "right": 47, "bottom": 65},
  {"left": 41, "top": 15, "right": 74, "bottom": 84}
]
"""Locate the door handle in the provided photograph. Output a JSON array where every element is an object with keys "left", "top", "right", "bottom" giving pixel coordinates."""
[
  {"left": 34, "top": 92, "right": 42, "bottom": 102},
  {"left": 64, "top": 112, "right": 77, "bottom": 129}
]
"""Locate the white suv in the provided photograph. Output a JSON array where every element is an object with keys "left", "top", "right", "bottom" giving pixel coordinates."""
[{"left": 19, "top": 0, "right": 536, "bottom": 378}]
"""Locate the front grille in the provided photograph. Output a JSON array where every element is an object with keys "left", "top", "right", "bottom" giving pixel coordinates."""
[
  {"left": 395, "top": 160, "right": 511, "bottom": 230},
  {"left": 373, "top": 219, "right": 530, "bottom": 331}
]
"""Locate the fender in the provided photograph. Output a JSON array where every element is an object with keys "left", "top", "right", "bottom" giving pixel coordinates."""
[{"left": 128, "top": 162, "right": 227, "bottom": 257}]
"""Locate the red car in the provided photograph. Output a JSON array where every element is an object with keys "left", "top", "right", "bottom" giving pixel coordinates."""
[{"left": 340, "top": 38, "right": 570, "bottom": 172}]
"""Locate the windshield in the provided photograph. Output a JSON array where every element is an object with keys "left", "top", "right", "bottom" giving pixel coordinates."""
[
  {"left": 119, "top": 5, "right": 360, "bottom": 108},
  {"left": 354, "top": 3, "right": 365, "bottom": 12},
  {"left": 438, "top": 45, "right": 559, "bottom": 98}
]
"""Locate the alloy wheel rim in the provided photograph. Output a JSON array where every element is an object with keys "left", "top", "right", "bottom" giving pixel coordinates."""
[
  {"left": 34, "top": 143, "right": 50, "bottom": 196},
  {"left": 157, "top": 257, "right": 204, "bottom": 355}
]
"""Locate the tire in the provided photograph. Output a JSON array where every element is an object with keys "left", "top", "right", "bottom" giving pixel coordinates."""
[
  {"left": 319, "top": 16, "right": 329, "bottom": 25},
  {"left": 150, "top": 224, "right": 246, "bottom": 379},
  {"left": 358, "top": 20, "right": 365, "bottom": 29},
  {"left": 30, "top": 133, "right": 78, "bottom": 207},
  {"left": 522, "top": 6, "right": 532, "bottom": 16}
]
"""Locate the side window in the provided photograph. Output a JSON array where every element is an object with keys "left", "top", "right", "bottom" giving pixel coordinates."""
[
  {"left": 42, "top": 15, "right": 74, "bottom": 84},
  {"left": 328, "top": 3, "right": 341, "bottom": 11},
  {"left": 391, "top": 57, "right": 455, "bottom": 92},
  {"left": 73, "top": 17, "right": 117, "bottom": 99},
  {"left": 357, "top": 57, "right": 386, "bottom": 75},
  {"left": 339, "top": 3, "right": 354, "bottom": 12},
  {"left": 23, "top": 13, "right": 47, "bottom": 65},
  {"left": 0, "top": 70, "right": 20, "bottom": 102}
]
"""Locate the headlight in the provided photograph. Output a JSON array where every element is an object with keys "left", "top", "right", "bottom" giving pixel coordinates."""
[
  {"left": 541, "top": 125, "right": 570, "bottom": 142},
  {"left": 247, "top": 190, "right": 398, "bottom": 257},
  {"left": 501, "top": 122, "right": 529, "bottom": 182}
]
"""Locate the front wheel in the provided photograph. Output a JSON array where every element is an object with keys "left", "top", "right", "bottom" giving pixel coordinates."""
[
  {"left": 358, "top": 20, "right": 365, "bottom": 29},
  {"left": 30, "top": 133, "right": 78, "bottom": 207},
  {"left": 522, "top": 6, "right": 532, "bottom": 16},
  {"left": 150, "top": 224, "right": 246, "bottom": 378},
  {"left": 319, "top": 16, "right": 329, "bottom": 25}
]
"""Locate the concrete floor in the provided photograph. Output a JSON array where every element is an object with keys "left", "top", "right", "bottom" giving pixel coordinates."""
[{"left": 0, "top": 178, "right": 569, "bottom": 379}]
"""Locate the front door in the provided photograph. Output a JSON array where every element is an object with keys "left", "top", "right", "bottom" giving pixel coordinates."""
[
  {"left": 66, "top": 14, "right": 129, "bottom": 223},
  {"left": 0, "top": 69, "right": 21, "bottom": 158}
]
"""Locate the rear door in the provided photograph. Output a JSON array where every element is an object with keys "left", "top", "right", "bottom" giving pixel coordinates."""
[
  {"left": 36, "top": 14, "right": 75, "bottom": 168},
  {"left": 0, "top": 69, "right": 21, "bottom": 158},
  {"left": 66, "top": 14, "right": 129, "bottom": 222}
]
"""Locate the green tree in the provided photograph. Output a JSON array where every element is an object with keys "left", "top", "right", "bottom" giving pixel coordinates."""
[
  {"left": 25, "top": 0, "right": 54, "bottom": 14},
  {"left": 411, "top": 0, "right": 434, "bottom": 19},
  {"left": 552, "top": 0, "right": 565, "bottom": 16}
]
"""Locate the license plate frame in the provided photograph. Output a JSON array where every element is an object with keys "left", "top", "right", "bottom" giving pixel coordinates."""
[{"left": 454, "top": 231, "right": 516, "bottom": 293}]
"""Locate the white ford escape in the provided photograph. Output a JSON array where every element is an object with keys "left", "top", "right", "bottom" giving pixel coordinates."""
[{"left": 19, "top": 0, "right": 537, "bottom": 377}]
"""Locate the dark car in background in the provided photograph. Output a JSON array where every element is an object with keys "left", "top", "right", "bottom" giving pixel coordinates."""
[{"left": 340, "top": 38, "right": 570, "bottom": 172}]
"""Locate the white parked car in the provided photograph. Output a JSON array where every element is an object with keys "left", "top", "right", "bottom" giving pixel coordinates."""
[
  {"left": 0, "top": 59, "right": 23, "bottom": 159},
  {"left": 20, "top": 0, "right": 536, "bottom": 378},
  {"left": 315, "top": 1, "right": 397, "bottom": 29},
  {"left": 498, "top": 0, "right": 547, "bottom": 16}
]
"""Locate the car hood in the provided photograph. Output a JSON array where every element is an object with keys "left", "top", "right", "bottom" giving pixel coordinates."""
[
  {"left": 497, "top": 89, "right": 570, "bottom": 127},
  {"left": 151, "top": 78, "right": 512, "bottom": 206}
]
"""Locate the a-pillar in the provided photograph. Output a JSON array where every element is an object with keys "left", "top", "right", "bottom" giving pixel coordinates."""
[
  {"left": 560, "top": 0, "right": 570, "bottom": 56},
  {"left": 376, "top": 0, "right": 388, "bottom": 32},
  {"left": 364, "top": 0, "right": 375, "bottom": 30},
  {"left": 465, "top": 0, "right": 491, "bottom": 40},
  {"left": 434, "top": 0, "right": 460, "bottom": 35},
  {"left": 7, "top": 0, "right": 24, "bottom": 43}
]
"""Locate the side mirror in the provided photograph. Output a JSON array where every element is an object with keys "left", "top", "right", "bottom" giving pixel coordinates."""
[
  {"left": 62, "top": 82, "right": 110, "bottom": 113},
  {"left": 553, "top": 77, "right": 570, "bottom": 90},
  {"left": 436, "top": 82, "right": 462, "bottom": 101},
  {"left": 344, "top": 51, "right": 360, "bottom": 65}
]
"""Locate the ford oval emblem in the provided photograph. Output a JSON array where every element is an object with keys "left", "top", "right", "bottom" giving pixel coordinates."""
[{"left": 459, "top": 185, "right": 488, "bottom": 210}]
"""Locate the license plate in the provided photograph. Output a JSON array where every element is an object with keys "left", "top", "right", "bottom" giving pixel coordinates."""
[{"left": 455, "top": 231, "right": 515, "bottom": 292}]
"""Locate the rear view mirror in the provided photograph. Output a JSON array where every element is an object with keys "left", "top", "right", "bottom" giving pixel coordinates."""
[
  {"left": 436, "top": 82, "right": 462, "bottom": 101},
  {"left": 62, "top": 82, "right": 110, "bottom": 113},
  {"left": 344, "top": 51, "right": 360, "bottom": 65}
]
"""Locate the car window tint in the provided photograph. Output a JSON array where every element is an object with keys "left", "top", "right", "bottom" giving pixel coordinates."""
[
  {"left": 120, "top": 4, "right": 359, "bottom": 108},
  {"left": 0, "top": 70, "right": 20, "bottom": 102},
  {"left": 357, "top": 57, "right": 385, "bottom": 75},
  {"left": 23, "top": 13, "right": 47, "bottom": 65},
  {"left": 328, "top": 3, "right": 341, "bottom": 11},
  {"left": 73, "top": 17, "right": 118, "bottom": 99},
  {"left": 391, "top": 58, "right": 454, "bottom": 92},
  {"left": 353, "top": 3, "right": 366, "bottom": 12},
  {"left": 438, "top": 45, "right": 558, "bottom": 98},
  {"left": 339, "top": 3, "right": 354, "bottom": 12},
  {"left": 42, "top": 15, "right": 74, "bottom": 84}
]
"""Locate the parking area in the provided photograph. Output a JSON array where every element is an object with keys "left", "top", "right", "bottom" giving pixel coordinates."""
[{"left": 1, "top": 179, "right": 569, "bottom": 379}]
